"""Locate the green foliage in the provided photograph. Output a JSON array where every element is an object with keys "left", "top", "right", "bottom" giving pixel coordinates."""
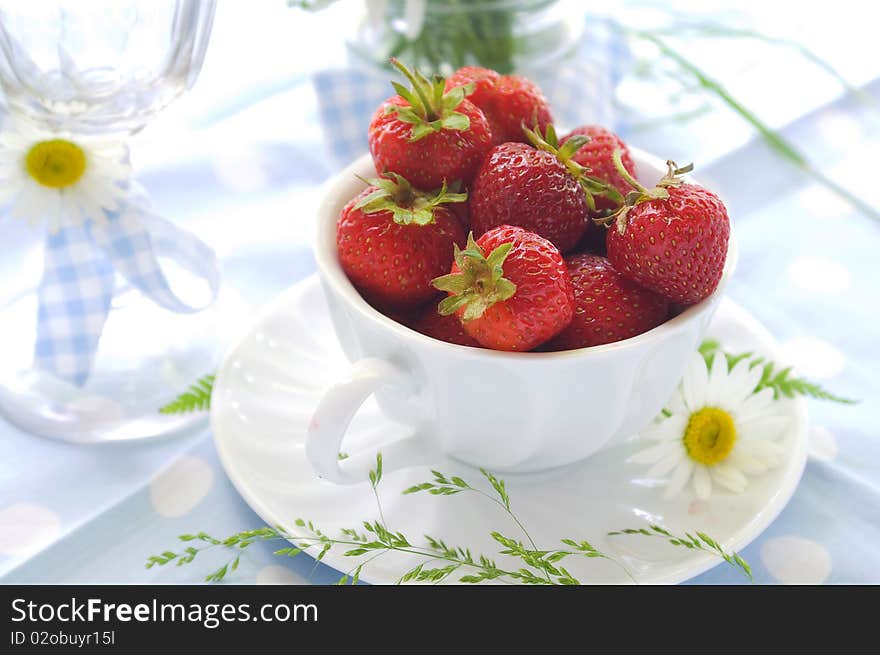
[
  {"left": 148, "top": 456, "right": 751, "bottom": 585},
  {"left": 159, "top": 374, "right": 216, "bottom": 415},
  {"left": 608, "top": 525, "right": 752, "bottom": 581},
  {"left": 698, "top": 339, "right": 857, "bottom": 404},
  {"left": 368, "top": 453, "right": 383, "bottom": 489}
]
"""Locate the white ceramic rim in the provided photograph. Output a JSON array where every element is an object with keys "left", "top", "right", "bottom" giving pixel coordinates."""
[{"left": 315, "top": 148, "right": 739, "bottom": 360}]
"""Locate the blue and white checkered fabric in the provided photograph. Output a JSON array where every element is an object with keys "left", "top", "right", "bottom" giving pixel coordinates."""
[
  {"left": 34, "top": 194, "right": 220, "bottom": 386},
  {"left": 313, "top": 16, "right": 628, "bottom": 166},
  {"left": 35, "top": 226, "right": 116, "bottom": 386}
]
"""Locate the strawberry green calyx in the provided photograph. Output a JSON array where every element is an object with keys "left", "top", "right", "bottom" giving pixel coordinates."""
[
  {"left": 522, "top": 124, "right": 625, "bottom": 212},
  {"left": 605, "top": 150, "right": 694, "bottom": 233},
  {"left": 432, "top": 233, "right": 517, "bottom": 321},
  {"left": 386, "top": 58, "right": 476, "bottom": 142},
  {"left": 354, "top": 173, "right": 467, "bottom": 226}
]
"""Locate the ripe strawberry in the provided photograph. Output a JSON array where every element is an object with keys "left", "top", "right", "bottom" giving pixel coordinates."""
[
  {"left": 411, "top": 305, "right": 482, "bottom": 348},
  {"left": 433, "top": 226, "right": 574, "bottom": 351},
  {"left": 337, "top": 174, "right": 466, "bottom": 310},
  {"left": 605, "top": 159, "right": 730, "bottom": 305},
  {"left": 469, "top": 125, "right": 622, "bottom": 253},
  {"left": 445, "top": 66, "right": 500, "bottom": 108},
  {"left": 546, "top": 254, "right": 669, "bottom": 350},
  {"left": 562, "top": 125, "right": 635, "bottom": 215},
  {"left": 368, "top": 59, "right": 492, "bottom": 190},
  {"left": 445, "top": 66, "right": 553, "bottom": 145}
]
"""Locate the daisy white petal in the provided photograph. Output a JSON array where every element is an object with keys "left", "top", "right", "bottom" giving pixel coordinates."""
[
  {"left": 0, "top": 131, "right": 27, "bottom": 149},
  {"left": 720, "top": 358, "right": 761, "bottom": 409},
  {"left": 646, "top": 450, "right": 686, "bottom": 479},
  {"left": 682, "top": 353, "right": 709, "bottom": 411},
  {"left": 737, "top": 438, "right": 785, "bottom": 461},
  {"left": 732, "top": 387, "right": 775, "bottom": 423},
  {"left": 628, "top": 440, "right": 681, "bottom": 465},
  {"left": 693, "top": 464, "right": 712, "bottom": 500},
  {"left": 11, "top": 181, "right": 45, "bottom": 221},
  {"left": 737, "top": 415, "right": 790, "bottom": 442},
  {"left": 727, "top": 449, "right": 771, "bottom": 475},
  {"left": 92, "top": 158, "right": 131, "bottom": 179},
  {"left": 664, "top": 459, "right": 694, "bottom": 499},
  {"left": 704, "top": 349, "right": 731, "bottom": 406},
  {"left": 640, "top": 413, "right": 688, "bottom": 442},
  {"left": 0, "top": 161, "right": 22, "bottom": 178},
  {"left": 742, "top": 361, "right": 765, "bottom": 394},
  {"left": 711, "top": 463, "right": 748, "bottom": 493}
]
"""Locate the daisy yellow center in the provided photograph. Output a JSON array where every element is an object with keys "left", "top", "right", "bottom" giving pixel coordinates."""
[
  {"left": 682, "top": 407, "right": 736, "bottom": 466},
  {"left": 25, "top": 139, "right": 87, "bottom": 188}
]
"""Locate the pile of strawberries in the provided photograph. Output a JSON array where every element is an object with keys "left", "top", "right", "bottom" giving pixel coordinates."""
[{"left": 337, "top": 60, "right": 730, "bottom": 352}]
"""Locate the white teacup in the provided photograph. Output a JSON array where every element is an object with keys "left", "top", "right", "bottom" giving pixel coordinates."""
[{"left": 307, "top": 150, "right": 737, "bottom": 483}]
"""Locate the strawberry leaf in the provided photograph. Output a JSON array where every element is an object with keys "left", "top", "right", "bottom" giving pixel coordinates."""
[
  {"left": 354, "top": 174, "right": 466, "bottom": 226},
  {"left": 439, "top": 112, "right": 470, "bottom": 132},
  {"left": 384, "top": 59, "right": 475, "bottom": 142},
  {"left": 433, "top": 233, "right": 517, "bottom": 321}
]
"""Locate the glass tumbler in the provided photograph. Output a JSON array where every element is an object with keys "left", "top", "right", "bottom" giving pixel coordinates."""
[{"left": 0, "top": 1, "right": 218, "bottom": 442}]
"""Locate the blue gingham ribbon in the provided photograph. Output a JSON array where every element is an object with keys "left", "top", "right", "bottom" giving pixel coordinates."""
[
  {"left": 34, "top": 187, "right": 219, "bottom": 386},
  {"left": 313, "top": 16, "right": 628, "bottom": 165}
]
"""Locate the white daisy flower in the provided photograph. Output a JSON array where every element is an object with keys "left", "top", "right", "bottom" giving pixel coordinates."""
[
  {"left": 630, "top": 351, "right": 790, "bottom": 500},
  {"left": 0, "top": 121, "right": 130, "bottom": 233}
]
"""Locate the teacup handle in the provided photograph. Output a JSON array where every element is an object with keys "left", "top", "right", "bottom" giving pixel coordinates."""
[{"left": 306, "top": 357, "right": 432, "bottom": 484}]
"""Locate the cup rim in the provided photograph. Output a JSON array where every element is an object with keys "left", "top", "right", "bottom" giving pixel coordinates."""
[{"left": 314, "top": 148, "right": 738, "bottom": 361}]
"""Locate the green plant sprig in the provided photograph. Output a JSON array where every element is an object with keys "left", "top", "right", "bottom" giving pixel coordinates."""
[
  {"left": 651, "top": 20, "right": 878, "bottom": 110},
  {"left": 147, "top": 454, "right": 752, "bottom": 585},
  {"left": 608, "top": 525, "right": 753, "bottom": 581},
  {"left": 159, "top": 374, "right": 215, "bottom": 415},
  {"left": 698, "top": 339, "right": 858, "bottom": 404},
  {"left": 621, "top": 27, "right": 880, "bottom": 224}
]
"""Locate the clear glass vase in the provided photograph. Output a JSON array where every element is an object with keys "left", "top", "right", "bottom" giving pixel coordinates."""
[
  {"left": 345, "top": 0, "right": 584, "bottom": 76},
  {"left": 0, "top": 1, "right": 218, "bottom": 443}
]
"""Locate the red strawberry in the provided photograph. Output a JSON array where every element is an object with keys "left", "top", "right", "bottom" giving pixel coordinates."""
[
  {"left": 368, "top": 59, "right": 492, "bottom": 189},
  {"left": 411, "top": 305, "right": 482, "bottom": 348},
  {"left": 445, "top": 66, "right": 553, "bottom": 145},
  {"left": 562, "top": 125, "right": 635, "bottom": 215},
  {"left": 546, "top": 254, "right": 669, "bottom": 350},
  {"left": 605, "top": 159, "right": 730, "bottom": 305},
  {"left": 469, "top": 126, "right": 622, "bottom": 253},
  {"left": 433, "top": 226, "right": 574, "bottom": 351},
  {"left": 337, "top": 174, "right": 466, "bottom": 310},
  {"left": 445, "top": 66, "right": 500, "bottom": 109}
]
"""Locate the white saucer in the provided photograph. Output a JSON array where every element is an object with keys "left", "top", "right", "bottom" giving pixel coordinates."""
[{"left": 212, "top": 275, "right": 808, "bottom": 584}]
